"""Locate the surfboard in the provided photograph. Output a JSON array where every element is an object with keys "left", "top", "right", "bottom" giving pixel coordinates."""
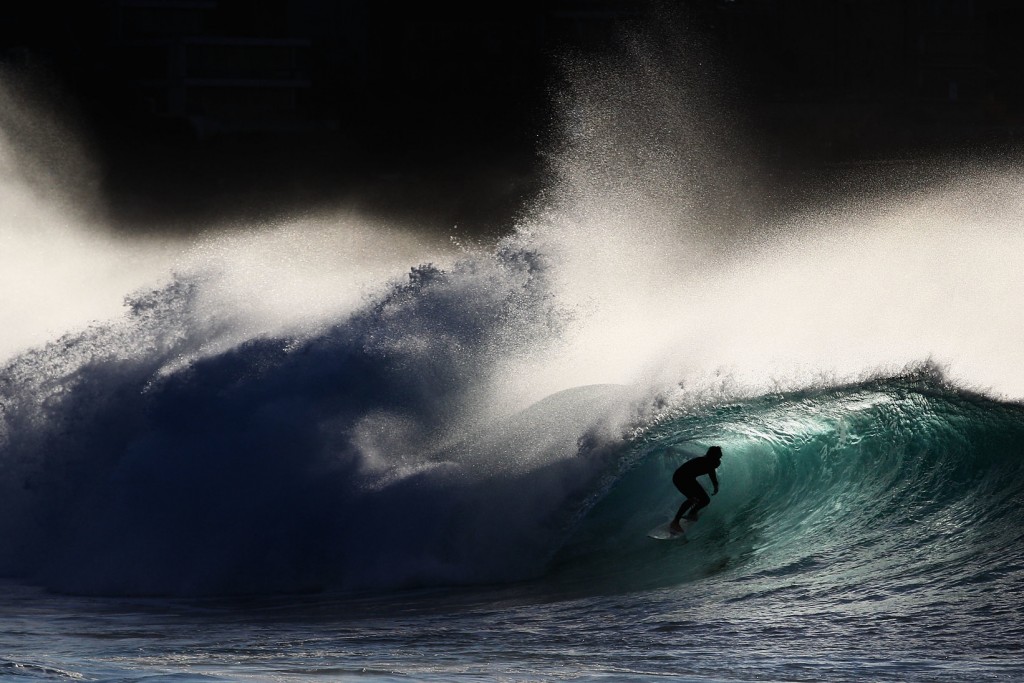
[{"left": 647, "top": 516, "right": 696, "bottom": 540}]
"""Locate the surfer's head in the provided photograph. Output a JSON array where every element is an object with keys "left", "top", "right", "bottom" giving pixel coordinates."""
[{"left": 706, "top": 446, "right": 723, "bottom": 462}]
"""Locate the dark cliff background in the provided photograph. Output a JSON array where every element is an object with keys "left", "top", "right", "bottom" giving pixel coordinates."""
[{"left": 3, "top": 0, "right": 1023, "bottom": 234}]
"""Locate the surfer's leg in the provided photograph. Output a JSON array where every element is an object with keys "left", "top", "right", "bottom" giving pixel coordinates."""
[
  {"left": 672, "top": 478, "right": 703, "bottom": 524},
  {"left": 688, "top": 486, "right": 711, "bottom": 518},
  {"left": 673, "top": 498, "right": 694, "bottom": 524}
]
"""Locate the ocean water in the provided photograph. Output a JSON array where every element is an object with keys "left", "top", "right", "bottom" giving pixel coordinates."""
[
  {"left": 3, "top": 28, "right": 1024, "bottom": 683},
  {"left": 2, "top": 371, "right": 1023, "bottom": 682}
]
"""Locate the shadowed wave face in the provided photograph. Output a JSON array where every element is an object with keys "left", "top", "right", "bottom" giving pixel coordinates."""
[{"left": 0, "top": 246, "right": 630, "bottom": 596}]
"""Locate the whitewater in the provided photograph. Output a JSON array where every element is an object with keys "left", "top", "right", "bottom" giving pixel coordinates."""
[{"left": 2, "top": 28, "right": 1024, "bottom": 683}]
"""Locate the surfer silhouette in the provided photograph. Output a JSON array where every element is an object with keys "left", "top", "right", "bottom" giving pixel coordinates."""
[{"left": 669, "top": 446, "right": 722, "bottom": 534}]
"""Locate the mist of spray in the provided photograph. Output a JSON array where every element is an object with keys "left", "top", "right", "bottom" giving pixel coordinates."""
[
  {"left": 6, "top": 30, "right": 1023, "bottom": 403},
  {"left": 515, "top": 26, "right": 1024, "bottom": 400},
  {"left": 0, "top": 74, "right": 454, "bottom": 366}
]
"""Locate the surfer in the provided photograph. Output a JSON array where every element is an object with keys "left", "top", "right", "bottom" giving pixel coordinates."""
[{"left": 669, "top": 446, "right": 722, "bottom": 533}]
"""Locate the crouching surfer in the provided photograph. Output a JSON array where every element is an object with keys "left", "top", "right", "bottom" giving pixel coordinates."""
[{"left": 669, "top": 446, "right": 723, "bottom": 534}]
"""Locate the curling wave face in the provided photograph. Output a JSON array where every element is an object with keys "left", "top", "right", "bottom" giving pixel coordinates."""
[{"left": 556, "top": 371, "right": 1024, "bottom": 613}]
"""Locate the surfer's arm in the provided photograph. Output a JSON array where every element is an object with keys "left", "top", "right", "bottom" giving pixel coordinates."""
[{"left": 708, "top": 470, "right": 719, "bottom": 494}]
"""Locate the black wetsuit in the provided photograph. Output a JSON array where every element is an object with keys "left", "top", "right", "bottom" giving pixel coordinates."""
[{"left": 672, "top": 455, "right": 720, "bottom": 521}]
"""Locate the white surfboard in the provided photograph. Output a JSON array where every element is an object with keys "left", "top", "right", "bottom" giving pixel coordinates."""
[{"left": 647, "top": 516, "right": 696, "bottom": 540}]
